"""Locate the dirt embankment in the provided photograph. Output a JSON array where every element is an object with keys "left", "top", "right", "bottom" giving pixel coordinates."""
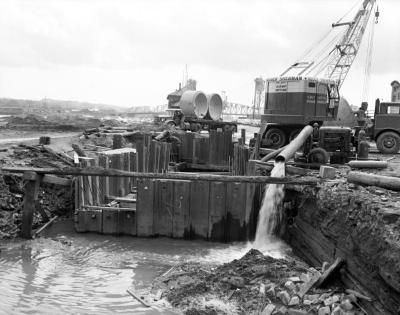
[
  {"left": 0, "top": 144, "right": 74, "bottom": 239},
  {"left": 150, "top": 249, "right": 368, "bottom": 315},
  {"left": 284, "top": 179, "right": 400, "bottom": 314}
]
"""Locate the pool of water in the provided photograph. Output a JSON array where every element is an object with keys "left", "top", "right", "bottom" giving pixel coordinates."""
[{"left": 0, "top": 220, "right": 287, "bottom": 315}]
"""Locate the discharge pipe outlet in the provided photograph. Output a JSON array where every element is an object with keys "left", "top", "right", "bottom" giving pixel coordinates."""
[{"left": 275, "top": 125, "right": 313, "bottom": 163}]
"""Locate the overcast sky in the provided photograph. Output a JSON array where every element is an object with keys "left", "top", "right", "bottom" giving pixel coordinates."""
[{"left": 0, "top": 0, "right": 398, "bottom": 108}]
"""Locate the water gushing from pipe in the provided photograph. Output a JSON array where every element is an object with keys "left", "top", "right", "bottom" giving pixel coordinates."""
[{"left": 253, "top": 162, "right": 286, "bottom": 248}]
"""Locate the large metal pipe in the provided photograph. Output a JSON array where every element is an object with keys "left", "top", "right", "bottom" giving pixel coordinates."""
[
  {"left": 275, "top": 125, "right": 313, "bottom": 163},
  {"left": 348, "top": 160, "right": 388, "bottom": 169}
]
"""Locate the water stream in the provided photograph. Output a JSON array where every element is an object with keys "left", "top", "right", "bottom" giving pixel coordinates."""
[
  {"left": 253, "top": 162, "right": 286, "bottom": 248},
  {"left": 0, "top": 220, "right": 287, "bottom": 315}
]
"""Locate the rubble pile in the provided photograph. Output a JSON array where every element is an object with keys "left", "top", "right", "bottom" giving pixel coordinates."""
[{"left": 151, "top": 249, "right": 367, "bottom": 315}]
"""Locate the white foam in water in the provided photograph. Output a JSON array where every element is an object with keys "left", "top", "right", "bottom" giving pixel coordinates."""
[{"left": 253, "top": 161, "right": 286, "bottom": 249}]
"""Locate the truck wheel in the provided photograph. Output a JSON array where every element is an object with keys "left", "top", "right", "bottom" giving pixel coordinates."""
[
  {"left": 376, "top": 131, "right": 400, "bottom": 154},
  {"left": 265, "top": 128, "right": 287, "bottom": 149},
  {"left": 307, "top": 148, "right": 329, "bottom": 164}
]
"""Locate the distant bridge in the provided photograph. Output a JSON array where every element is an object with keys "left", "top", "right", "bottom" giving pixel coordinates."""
[{"left": 127, "top": 102, "right": 258, "bottom": 117}]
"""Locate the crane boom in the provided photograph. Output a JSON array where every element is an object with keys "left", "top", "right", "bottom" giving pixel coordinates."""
[
  {"left": 281, "top": 0, "right": 379, "bottom": 89},
  {"left": 328, "top": 0, "right": 377, "bottom": 87}
]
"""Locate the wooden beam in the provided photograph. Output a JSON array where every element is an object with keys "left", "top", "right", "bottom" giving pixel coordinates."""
[
  {"left": 20, "top": 171, "right": 41, "bottom": 239},
  {"left": 2, "top": 166, "right": 319, "bottom": 185},
  {"left": 42, "top": 175, "right": 72, "bottom": 186}
]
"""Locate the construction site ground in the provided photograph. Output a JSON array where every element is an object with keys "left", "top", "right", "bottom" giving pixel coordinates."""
[{"left": 0, "top": 122, "right": 399, "bottom": 314}]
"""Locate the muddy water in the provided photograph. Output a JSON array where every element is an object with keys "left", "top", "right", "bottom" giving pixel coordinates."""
[{"left": 0, "top": 220, "right": 287, "bottom": 315}]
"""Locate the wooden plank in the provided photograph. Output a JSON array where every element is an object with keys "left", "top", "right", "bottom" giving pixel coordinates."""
[
  {"left": 2, "top": 166, "right": 320, "bottom": 185},
  {"left": 226, "top": 182, "right": 247, "bottom": 242},
  {"left": 42, "top": 175, "right": 72, "bottom": 186},
  {"left": 84, "top": 209, "right": 103, "bottom": 233},
  {"left": 136, "top": 140, "right": 144, "bottom": 172},
  {"left": 110, "top": 153, "right": 120, "bottom": 196},
  {"left": 245, "top": 183, "right": 257, "bottom": 240},
  {"left": 74, "top": 209, "right": 86, "bottom": 232},
  {"left": 172, "top": 180, "right": 191, "bottom": 238},
  {"left": 102, "top": 209, "right": 119, "bottom": 234},
  {"left": 189, "top": 180, "right": 210, "bottom": 239},
  {"left": 98, "top": 154, "right": 109, "bottom": 204},
  {"left": 21, "top": 172, "right": 41, "bottom": 239},
  {"left": 208, "top": 181, "right": 227, "bottom": 242},
  {"left": 118, "top": 210, "right": 136, "bottom": 236},
  {"left": 148, "top": 140, "right": 156, "bottom": 173},
  {"left": 129, "top": 151, "right": 137, "bottom": 188},
  {"left": 154, "top": 180, "right": 174, "bottom": 237},
  {"left": 136, "top": 178, "right": 155, "bottom": 236}
]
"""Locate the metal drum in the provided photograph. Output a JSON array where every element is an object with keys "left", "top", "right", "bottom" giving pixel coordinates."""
[
  {"left": 179, "top": 91, "right": 208, "bottom": 119},
  {"left": 206, "top": 93, "right": 223, "bottom": 121}
]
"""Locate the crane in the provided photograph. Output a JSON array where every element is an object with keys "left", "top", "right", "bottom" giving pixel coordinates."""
[
  {"left": 259, "top": 0, "right": 379, "bottom": 149},
  {"left": 281, "top": 0, "right": 379, "bottom": 93}
]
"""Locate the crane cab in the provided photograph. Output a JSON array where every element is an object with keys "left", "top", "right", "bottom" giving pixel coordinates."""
[
  {"left": 263, "top": 77, "right": 339, "bottom": 125},
  {"left": 259, "top": 77, "right": 340, "bottom": 148}
]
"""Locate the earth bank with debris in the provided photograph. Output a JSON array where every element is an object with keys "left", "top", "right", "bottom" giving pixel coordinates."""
[{"left": 284, "top": 178, "right": 400, "bottom": 314}]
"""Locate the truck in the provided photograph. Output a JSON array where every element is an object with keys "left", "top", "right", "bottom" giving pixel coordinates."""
[
  {"left": 368, "top": 99, "right": 400, "bottom": 154},
  {"left": 162, "top": 81, "right": 238, "bottom": 132}
]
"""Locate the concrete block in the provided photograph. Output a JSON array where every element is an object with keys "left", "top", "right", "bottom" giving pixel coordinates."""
[{"left": 319, "top": 165, "right": 336, "bottom": 179}]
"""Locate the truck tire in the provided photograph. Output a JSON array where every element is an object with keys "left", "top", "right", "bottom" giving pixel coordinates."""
[
  {"left": 307, "top": 147, "right": 329, "bottom": 164},
  {"left": 265, "top": 128, "right": 287, "bottom": 149},
  {"left": 376, "top": 131, "right": 400, "bottom": 154}
]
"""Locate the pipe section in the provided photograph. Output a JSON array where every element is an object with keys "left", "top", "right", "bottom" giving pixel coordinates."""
[
  {"left": 179, "top": 91, "right": 208, "bottom": 119},
  {"left": 275, "top": 125, "right": 313, "bottom": 163},
  {"left": 205, "top": 93, "right": 223, "bottom": 120},
  {"left": 348, "top": 160, "right": 388, "bottom": 169}
]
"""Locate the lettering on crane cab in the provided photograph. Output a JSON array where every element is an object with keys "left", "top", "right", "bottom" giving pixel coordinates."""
[
  {"left": 307, "top": 95, "right": 315, "bottom": 104},
  {"left": 275, "top": 83, "right": 288, "bottom": 92}
]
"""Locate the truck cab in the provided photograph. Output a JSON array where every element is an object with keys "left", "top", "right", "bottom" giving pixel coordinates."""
[{"left": 373, "top": 100, "right": 400, "bottom": 154}]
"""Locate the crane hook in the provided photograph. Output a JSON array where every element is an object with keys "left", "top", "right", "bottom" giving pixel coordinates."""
[{"left": 375, "top": 6, "right": 380, "bottom": 24}]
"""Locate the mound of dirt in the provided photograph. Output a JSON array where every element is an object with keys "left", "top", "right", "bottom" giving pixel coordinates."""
[{"left": 151, "top": 249, "right": 366, "bottom": 315}]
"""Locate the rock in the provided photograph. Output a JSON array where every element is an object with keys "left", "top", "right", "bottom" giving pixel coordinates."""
[
  {"left": 381, "top": 208, "right": 400, "bottom": 224},
  {"left": 260, "top": 283, "right": 266, "bottom": 295},
  {"left": 277, "top": 290, "right": 291, "bottom": 305},
  {"left": 303, "top": 299, "right": 312, "bottom": 305},
  {"left": 331, "top": 305, "right": 341, "bottom": 315},
  {"left": 341, "top": 299, "right": 353, "bottom": 311},
  {"left": 287, "top": 309, "right": 308, "bottom": 315},
  {"left": 320, "top": 165, "right": 336, "bottom": 179},
  {"left": 305, "top": 294, "right": 320, "bottom": 301},
  {"left": 261, "top": 304, "right": 276, "bottom": 315},
  {"left": 267, "top": 286, "right": 276, "bottom": 297},
  {"left": 226, "top": 276, "right": 245, "bottom": 289},
  {"left": 332, "top": 295, "right": 340, "bottom": 303},
  {"left": 299, "top": 273, "right": 310, "bottom": 283},
  {"left": 318, "top": 306, "right": 330, "bottom": 315},
  {"left": 275, "top": 306, "right": 288, "bottom": 315},
  {"left": 288, "top": 276, "right": 301, "bottom": 282},
  {"left": 284, "top": 281, "right": 297, "bottom": 292},
  {"left": 288, "top": 296, "right": 300, "bottom": 306},
  {"left": 324, "top": 297, "right": 334, "bottom": 306}
]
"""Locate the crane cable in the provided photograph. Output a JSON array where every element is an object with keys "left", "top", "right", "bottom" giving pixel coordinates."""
[{"left": 362, "top": 6, "right": 378, "bottom": 101}]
